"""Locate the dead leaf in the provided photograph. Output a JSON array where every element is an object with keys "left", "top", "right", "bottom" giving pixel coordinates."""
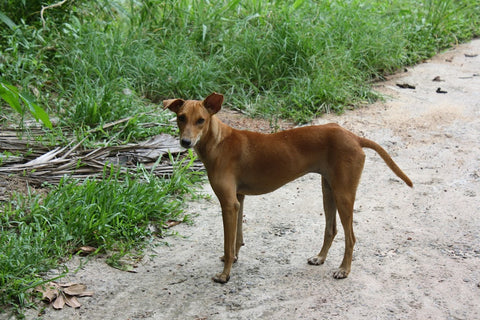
[
  {"left": 165, "top": 220, "right": 182, "bottom": 228},
  {"left": 52, "top": 294, "right": 65, "bottom": 309},
  {"left": 76, "top": 246, "right": 97, "bottom": 256},
  {"left": 59, "top": 282, "right": 77, "bottom": 288},
  {"left": 35, "top": 281, "right": 94, "bottom": 310},
  {"left": 35, "top": 282, "right": 59, "bottom": 303},
  {"left": 64, "top": 295, "right": 82, "bottom": 309},
  {"left": 63, "top": 283, "right": 87, "bottom": 296},
  {"left": 77, "top": 290, "right": 95, "bottom": 297}
]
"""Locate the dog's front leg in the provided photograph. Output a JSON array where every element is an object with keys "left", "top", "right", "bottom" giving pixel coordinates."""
[
  {"left": 213, "top": 197, "right": 240, "bottom": 284},
  {"left": 219, "top": 194, "right": 244, "bottom": 263}
]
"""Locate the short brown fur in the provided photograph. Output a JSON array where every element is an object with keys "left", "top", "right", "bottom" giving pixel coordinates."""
[{"left": 164, "top": 93, "right": 412, "bottom": 283}]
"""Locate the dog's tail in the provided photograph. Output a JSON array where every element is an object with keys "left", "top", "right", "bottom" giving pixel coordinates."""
[{"left": 359, "top": 137, "right": 413, "bottom": 187}]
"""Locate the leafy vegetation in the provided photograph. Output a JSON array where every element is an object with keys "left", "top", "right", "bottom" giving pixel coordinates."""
[
  {"left": 1, "top": 0, "right": 479, "bottom": 127},
  {"left": 0, "top": 154, "right": 202, "bottom": 311},
  {"left": 0, "top": 0, "right": 478, "bottom": 315}
]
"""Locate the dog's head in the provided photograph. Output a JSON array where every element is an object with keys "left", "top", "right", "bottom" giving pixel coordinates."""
[{"left": 163, "top": 92, "right": 224, "bottom": 149}]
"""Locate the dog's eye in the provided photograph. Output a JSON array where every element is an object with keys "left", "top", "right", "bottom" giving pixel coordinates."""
[
  {"left": 196, "top": 118, "right": 205, "bottom": 125},
  {"left": 177, "top": 115, "right": 186, "bottom": 123}
]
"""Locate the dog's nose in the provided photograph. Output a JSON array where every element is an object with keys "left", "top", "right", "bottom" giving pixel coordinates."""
[{"left": 180, "top": 138, "right": 192, "bottom": 148}]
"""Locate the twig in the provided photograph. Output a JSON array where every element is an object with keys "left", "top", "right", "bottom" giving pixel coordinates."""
[
  {"left": 40, "top": 0, "right": 68, "bottom": 29},
  {"left": 60, "top": 136, "right": 88, "bottom": 160},
  {"left": 87, "top": 116, "right": 135, "bottom": 134}
]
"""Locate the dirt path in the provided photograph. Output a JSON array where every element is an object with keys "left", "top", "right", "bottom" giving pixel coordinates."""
[{"left": 22, "top": 40, "right": 480, "bottom": 320}]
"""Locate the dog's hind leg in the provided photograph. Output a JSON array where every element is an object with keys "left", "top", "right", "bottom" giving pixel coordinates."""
[
  {"left": 235, "top": 194, "right": 245, "bottom": 259},
  {"left": 331, "top": 155, "right": 364, "bottom": 279},
  {"left": 333, "top": 192, "right": 356, "bottom": 279},
  {"left": 308, "top": 176, "right": 337, "bottom": 266}
]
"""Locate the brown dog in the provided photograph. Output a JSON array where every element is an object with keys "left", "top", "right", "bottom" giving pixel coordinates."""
[{"left": 164, "top": 92, "right": 412, "bottom": 283}]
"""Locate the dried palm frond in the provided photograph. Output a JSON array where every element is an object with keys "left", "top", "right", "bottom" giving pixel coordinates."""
[{"left": 0, "top": 129, "right": 203, "bottom": 186}]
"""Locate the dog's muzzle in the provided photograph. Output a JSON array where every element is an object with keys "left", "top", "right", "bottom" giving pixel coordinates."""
[{"left": 180, "top": 138, "right": 193, "bottom": 149}]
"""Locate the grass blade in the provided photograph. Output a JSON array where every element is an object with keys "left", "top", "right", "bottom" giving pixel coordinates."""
[{"left": 0, "top": 10, "right": 16, "bottom": 30}]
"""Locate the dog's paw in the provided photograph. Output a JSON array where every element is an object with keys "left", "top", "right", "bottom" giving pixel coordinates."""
[
  {"left": 307, "top": 256, "right": 325, "bottom": 265},
  {"left": 332, "top": 268, "right": 349, "bottom": 279},
  {"left": 212, "top": 273, "right": 230, "bottom": 284}
]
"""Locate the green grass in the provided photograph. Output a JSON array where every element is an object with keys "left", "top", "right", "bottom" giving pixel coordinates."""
[
  {"left": 1, "top": 0, "right": 479, "bottom": 127},
  {"left": 0, "top": 153, "right": 202, "bottom": 312}
]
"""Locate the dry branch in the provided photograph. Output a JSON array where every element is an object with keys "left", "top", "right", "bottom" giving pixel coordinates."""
[
  {"left": 0, "top": 132, "right": 204, "bottom": 186},
  {"left": 40, "top": 0, "right": 68, "bottom": 28}
]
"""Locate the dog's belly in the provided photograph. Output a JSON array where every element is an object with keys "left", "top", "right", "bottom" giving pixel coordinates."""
[{"left": 236, "top": 170, "right": 312, "bottom": 195}]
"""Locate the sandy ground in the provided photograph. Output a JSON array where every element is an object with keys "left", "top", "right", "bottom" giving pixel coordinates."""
[{"left": 17, "top": 39, "right": 480, "bottom": 320}]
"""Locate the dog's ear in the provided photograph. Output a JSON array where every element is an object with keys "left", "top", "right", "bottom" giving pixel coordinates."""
[
  {"left": 203, "top": 92, "right": 224, "bottom": 115},
  {"left": 163, "top": 99, "right": 184, "bottom": 114}
]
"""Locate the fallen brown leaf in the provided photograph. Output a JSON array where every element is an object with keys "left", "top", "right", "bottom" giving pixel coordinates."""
[
  {"left": 76, "top": 246, "right": 97, "bottom": 256},
  {"left": 59, "top": 282, "right": 77, "bottom": 288},
  {"left": 52, "top": 294, "right": 65, "bottom": 310},
  {"left": 34, "top": 281, "right": 94, "bottom": 310},
  {"left": 64, "top": 295, "right": 82, "bottom": 309},
  {"left": 165, "top": 220, "right": 182, "bottom": 228},
  {"left": 63, "top": 283, "right": 87, "bottom": 296},
  {"left": 35, "top": 282, "right": 60, "bottom": 303},
  {"left": 77, "top": 290, "right": 95, "bottom": 297}
]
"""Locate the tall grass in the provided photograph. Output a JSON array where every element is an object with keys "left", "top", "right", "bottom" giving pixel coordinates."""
[
  {"left": 0, "top": 154, "right": 202, "bottom": 311},
  {"left": 2, "top": 0, "right": 479, "bottom": 127}
]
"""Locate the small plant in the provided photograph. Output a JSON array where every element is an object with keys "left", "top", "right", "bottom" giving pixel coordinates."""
[{"left": 0, "top": 81, "right": 52, "bottom": 129}]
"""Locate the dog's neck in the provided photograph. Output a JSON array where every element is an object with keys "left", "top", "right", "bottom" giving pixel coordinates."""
[{"left": 194, "top": 115, "right": 232, "bottom": 163}]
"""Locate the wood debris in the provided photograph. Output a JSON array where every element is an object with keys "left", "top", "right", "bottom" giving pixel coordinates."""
[
  {"left": 396, "top": 83, "right": 416, "bottom": 89},
  {"left": 0, "top": 130, "right": 204, "bottom": 186}
]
